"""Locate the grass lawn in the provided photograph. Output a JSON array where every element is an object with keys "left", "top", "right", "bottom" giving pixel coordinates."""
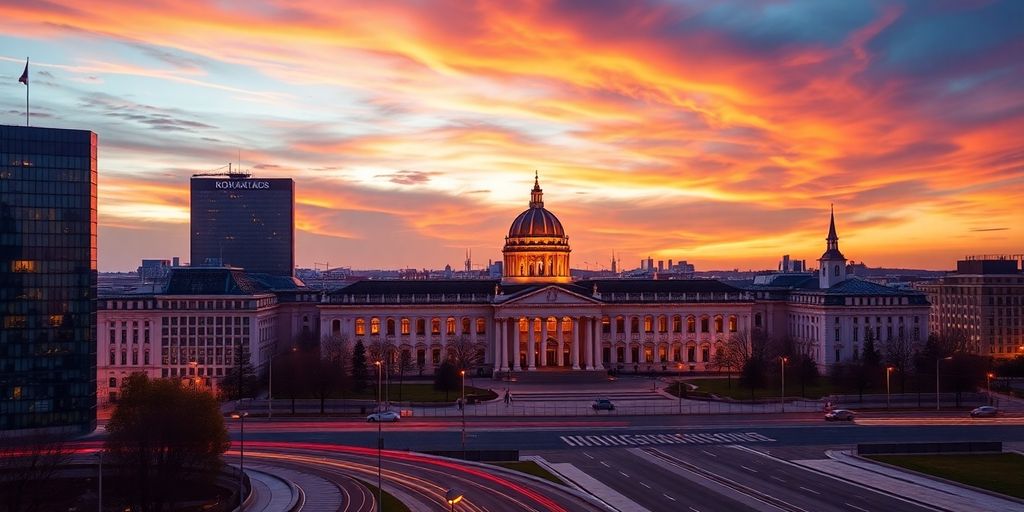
[
  {"left": 668, "top": 377, "right": 835, "bottom": 400},
  {"left": 359, "top": 482, "right": 411, "bottom": 512},
  {"left": 868, "top": 453, "right": 1024, "bottom": 499},
  {"left": 348, "top": 383, "right": 497, "bottom": 403},
  {"left": 492, "top": 461, "right": 565, "bottom": 486}
]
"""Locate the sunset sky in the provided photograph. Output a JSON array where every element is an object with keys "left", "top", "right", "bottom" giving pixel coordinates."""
[{"left": 2, "top": 0, "right": 1022, "bottom": 272}]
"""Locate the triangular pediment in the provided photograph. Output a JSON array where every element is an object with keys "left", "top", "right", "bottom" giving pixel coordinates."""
[{"left": 499, "top": 285, "right": 601, "bottom": 306}]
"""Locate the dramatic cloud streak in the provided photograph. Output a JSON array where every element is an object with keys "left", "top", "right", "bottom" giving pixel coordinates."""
[{"left": 1, "top": 0, "right": 1021, "bottom": 271}]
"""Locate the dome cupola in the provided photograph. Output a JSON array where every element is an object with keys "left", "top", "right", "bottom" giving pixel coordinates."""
[{"left": 502, "top": 172, "right": 571, "bottom": 284}]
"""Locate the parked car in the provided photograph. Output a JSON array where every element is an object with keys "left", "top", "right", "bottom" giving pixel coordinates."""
[
  {"left": 592, "top": 398, "right": 615, "bottom": 411},
  {"left": 367, "top": 410, "right": 401, "bottom": 422},
  {"left": 970, "top": 406, "right": 998, "bottom": 418},
  {"left": 824, "top": 409, "right": 855, "bottom": 422}
]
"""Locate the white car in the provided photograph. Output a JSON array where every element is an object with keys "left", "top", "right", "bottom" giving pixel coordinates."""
[{"left": 367, "top": 410, "right": 401, "bottom": 422}]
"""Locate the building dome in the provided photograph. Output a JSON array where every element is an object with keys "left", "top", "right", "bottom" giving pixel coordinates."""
[
  {"left": 508, "top": 207, "right": 565, "bottom": 238},
  {"left": 502, "top": 173, "right": 571, "bottom": 284}
]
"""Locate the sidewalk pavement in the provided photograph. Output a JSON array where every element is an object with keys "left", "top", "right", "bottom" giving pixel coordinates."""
[
  {"left": 793, "top": 450, "right": 1023, "bottom": 512},
  {"left": 249, "top": 463, "right": 342, "bottom": 512},
  {"left": 239, "top": 466, "right": 302, "bottom": 512}
]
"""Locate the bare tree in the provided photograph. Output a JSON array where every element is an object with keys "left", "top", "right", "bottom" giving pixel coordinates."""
[
  {"left": 397, "top": 349, "right": 414, "bottom": 401},
  {"left": 885, "top": 333, "right": 916, "bottom": 393},
  {"left": 447, "top": 334, "right": 484, "bottom": 371},
  {"left": 0, "top": 433, "right": 72, "bottom": 512}
]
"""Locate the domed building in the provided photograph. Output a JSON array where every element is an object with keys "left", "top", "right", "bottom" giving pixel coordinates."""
[{"left": 502, "top": 173, "right": 571, "bottom": 284}]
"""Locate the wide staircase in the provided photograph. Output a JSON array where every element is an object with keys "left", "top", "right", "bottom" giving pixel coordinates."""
[{"left": 495, "top": 368, "right": 610, "bottom": 385}]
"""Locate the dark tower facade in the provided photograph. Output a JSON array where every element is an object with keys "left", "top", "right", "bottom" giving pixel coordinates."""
[
  {"left": 190, "top": 176, "right": 295, "bottom": 277},
  {"left": 0, "top": 125, "right": 97, "bottom": 435}
]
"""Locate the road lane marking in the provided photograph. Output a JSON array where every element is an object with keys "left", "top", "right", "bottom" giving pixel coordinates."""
[
  {"left": 640, "top": 482, "right": 651, "bottom": 489},
  {"left": 619, "top": 471, "right": 630, "bottom": 478},
  {"left": 583, "top": 452, "right": 594, "bottom": 459},
  {"left": 701, "top": 450, "right": 717, "bottom": 458},
  {"left": 559, "top": 431, "right": 776, "bottom": 447},
  {"left": 845, "top": 503, "right": 869, "bottom": 512},
  {"left": 664, "top": 494, "right": 676, "bottom": 501},
  {"left": 599, "top": 461, "right": 610, "bottom": 468},
  {"left": 770, "top": 475, "right": 786, "bottom": 483},
  {"left": 689, "top": 508, "right": 700, "bottom": 512},
  {"left": 740, "top": 465, "right": 758, "bottom": 473},
  {"left": 799, "top": 486, "right": 820, "bottom": 495}
]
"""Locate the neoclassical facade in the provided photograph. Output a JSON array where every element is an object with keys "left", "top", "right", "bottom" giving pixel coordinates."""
[{"left": 319, "top": 177, "right": 932, "bottom": 374}]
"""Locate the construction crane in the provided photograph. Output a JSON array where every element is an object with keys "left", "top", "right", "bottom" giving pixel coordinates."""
[{"left": 191, "top": 163, "right": 251, "bottom": 179}]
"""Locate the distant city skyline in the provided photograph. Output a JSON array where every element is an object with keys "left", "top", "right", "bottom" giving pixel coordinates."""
[{"left": 2, "top": 1, "right": 1021, "bottom": 272}]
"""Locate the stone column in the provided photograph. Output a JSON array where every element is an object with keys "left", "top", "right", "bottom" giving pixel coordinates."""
[
  {"left": 571, "top": 317, "right": 580, "bottom": 370},
  {"left": 527, "top": 317, "right": 537, "bottom": 370},
  {"left": 589, "top": 315, "right": 598, "bottom": 368},
  {"left": 610, "top": 316, "right": 618, "bottom": 366},
  {"left": 512, "top": 317, "right": 522, "bottom": 371},
  {"left": 540, "top": 317, "right": 549, "bottom": 367},
  {"left": 440, "top": 318, "right": 448, "bottom": 363},
  {"left": 593, "top": 316, "right": 604, "bottom": 370},
  {"left": 556, "top": 318, "right": 564, "bottom": 367},
  {"left": 624, "top": 315, "right": 633, "bottom": 364},
  {"left": 493, "top": 318, "right": 502, "bottom": 372}
]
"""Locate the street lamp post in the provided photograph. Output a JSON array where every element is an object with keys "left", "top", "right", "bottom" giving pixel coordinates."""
[
  {"left": 445, "top": 489, "right": 464, "bottom": 512},
  {"left": 375, "top": 360, "right": 383, "bottom": 512},
  {"left": 886, "top": 366, "right": 894, "bottom": 410},
  {"left": 230, "top": 411, "right": 249, "bottom": 510},
  {"left": 780, "top": 357, "right": 788, "bottom": 413},
  {"left": 936, "top": 356, "right": 952, "bottom": 410},
  {"left": 986, "top": 372, "right": 995, "bottom": 405},
  {"left": 460, "top": 369, "right": 466, "bottom": 458}
]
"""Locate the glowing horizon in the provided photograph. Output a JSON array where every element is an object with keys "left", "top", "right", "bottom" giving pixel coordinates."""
[{"left": 2, "top": 1, "right": 1021, "bottom": 272}]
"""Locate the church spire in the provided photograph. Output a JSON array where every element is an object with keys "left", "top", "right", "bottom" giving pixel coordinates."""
[
  {"left": 827, "top": 203, "right": 838, "bottom": 244},
  {"left": 529, "top": 170, "right": 544, "bottom": 208}
]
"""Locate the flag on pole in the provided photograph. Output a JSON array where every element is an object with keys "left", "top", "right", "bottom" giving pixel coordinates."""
[{"left": 18, "top": 59, "right": 28, "bottom": 85}]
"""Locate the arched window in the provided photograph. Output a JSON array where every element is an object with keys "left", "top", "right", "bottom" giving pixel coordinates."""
[
  {"left": 386, "top": 319, "right": 395, "bottom": 335},
  {"left": 616, "top": 316, "right": 625, "bottom": 332},
  {"left": 476, "top": 318, "right": 486, "bottom": 335},
  {"left": 601, "top": 316, "right": 611, "bottom": 333},
  {"left": 332, "top": 319, "right": 341, "bottom": 335},
  {"left": 109, "top": 377, "right": 117, "bottom": 388},
  {"left": 630, "top": 316, "right": 640, "bottom": 332},
  {"left": 462, "top": 317, "right": 471, "bottom": 334},
  {"left": 728, "top": 315, "right": 737, "bottom": 332},
  {"left": 370, "top": 317, "right": 380, "bottom": 335},
  {"left": 644, "top": 316, "right": 653, "bottom": 333},
  {"left": 687, "top": 316, "right": 696, "bottom": 333},
  {"left": 416, "top": 318, "right": 426, "bottom": 335},
  {"left": 447, "top": 317, "right": 456, "bottom": 335},
  {"left": 672, "top": 315, "right": 682, "bottom": 333},
  {"left": 754, "top": 313, "right": 763, "bottom": 328},
  {"left": 834, "top": 264, "right": 840, "bottom": 276},
  {"left": 714, "top": 316, "right": 723, "bottom": 333},
  {"left": 431, "top": 318, "right": 441, "bottom": 335},
  {"left": 400, "top": 318, "right": 410, "bottom": 335},
  {"left": 700, "top": 316, "right": 710, "bottom": 333},
  {"left": 658, "top": 316, "right": 668, "bottom": 333}
]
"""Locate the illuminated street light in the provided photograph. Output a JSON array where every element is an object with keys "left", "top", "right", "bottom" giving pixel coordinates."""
[
  {"left": 374, "top": 360, "right": 383, "bottom": 512},
  {"left": 445, "top": 488, "right": 464, "bottom": 512},
  {"left": 460, "top": 369, "right": 466, "bottom": 458},
  {"left": 987, "top": 372, "right": 995, "bottom": 405},
  {"left": 886, "top": 366, "right": 894, "bottom": 410},
  {"left": 780, "top": 356, "right": 788, "bottom": 413},
  {"left": 229, "top": 411, "right": 249, "bottom": 511}
]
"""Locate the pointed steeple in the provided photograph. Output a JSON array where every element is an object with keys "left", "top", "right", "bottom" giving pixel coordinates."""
[
  {"left": 529, "top": 170, "right": 544, "bottom": 208},
  {"left": 827, "top": 203, "right": 838, "bottom": 242}
]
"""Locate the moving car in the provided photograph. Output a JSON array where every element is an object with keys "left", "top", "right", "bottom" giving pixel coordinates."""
[
  {"left": 970, "top": 406, "right": 998, "bottom": 418},
  {"left": 367, "top": 410, "right": 401, "bottom": 422},
  {"left": 592, "top": 398, "right": 615, "bottom": 411},
  {"left": 824, "top": 409, "right": 855, "bottom": 421}
]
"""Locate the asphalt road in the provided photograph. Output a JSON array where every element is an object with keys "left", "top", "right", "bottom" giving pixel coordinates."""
[{"left": 239, "top": 442, "right": 604, "bottom": 512}]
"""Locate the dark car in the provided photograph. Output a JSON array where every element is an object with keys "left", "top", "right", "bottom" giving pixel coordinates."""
[
  {"left": 824, "top": 409, "right": 855, "bottom": 422},
  {"left": 970, "top": 406, "right": 998, "bottom": 418},
  {"left": 592, "top": 398, "right": 615, "bottom": 411}
]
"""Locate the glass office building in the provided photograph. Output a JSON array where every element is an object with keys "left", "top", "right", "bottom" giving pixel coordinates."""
[
  {"left": 0, "top": 125, "right": 97, "bottom": 435},
  {"left": 190, "top": 176, "right": 295, "bottom": 277}
]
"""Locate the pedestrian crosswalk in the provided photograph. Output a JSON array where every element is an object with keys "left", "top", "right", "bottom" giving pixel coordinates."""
[{"left": 559, "top": 431, "right": 775, "bottom": 447}]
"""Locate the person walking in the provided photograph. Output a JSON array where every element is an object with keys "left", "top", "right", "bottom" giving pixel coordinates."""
[{"left": 503, "top": 390, "right": 510, "bottom": 406}]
